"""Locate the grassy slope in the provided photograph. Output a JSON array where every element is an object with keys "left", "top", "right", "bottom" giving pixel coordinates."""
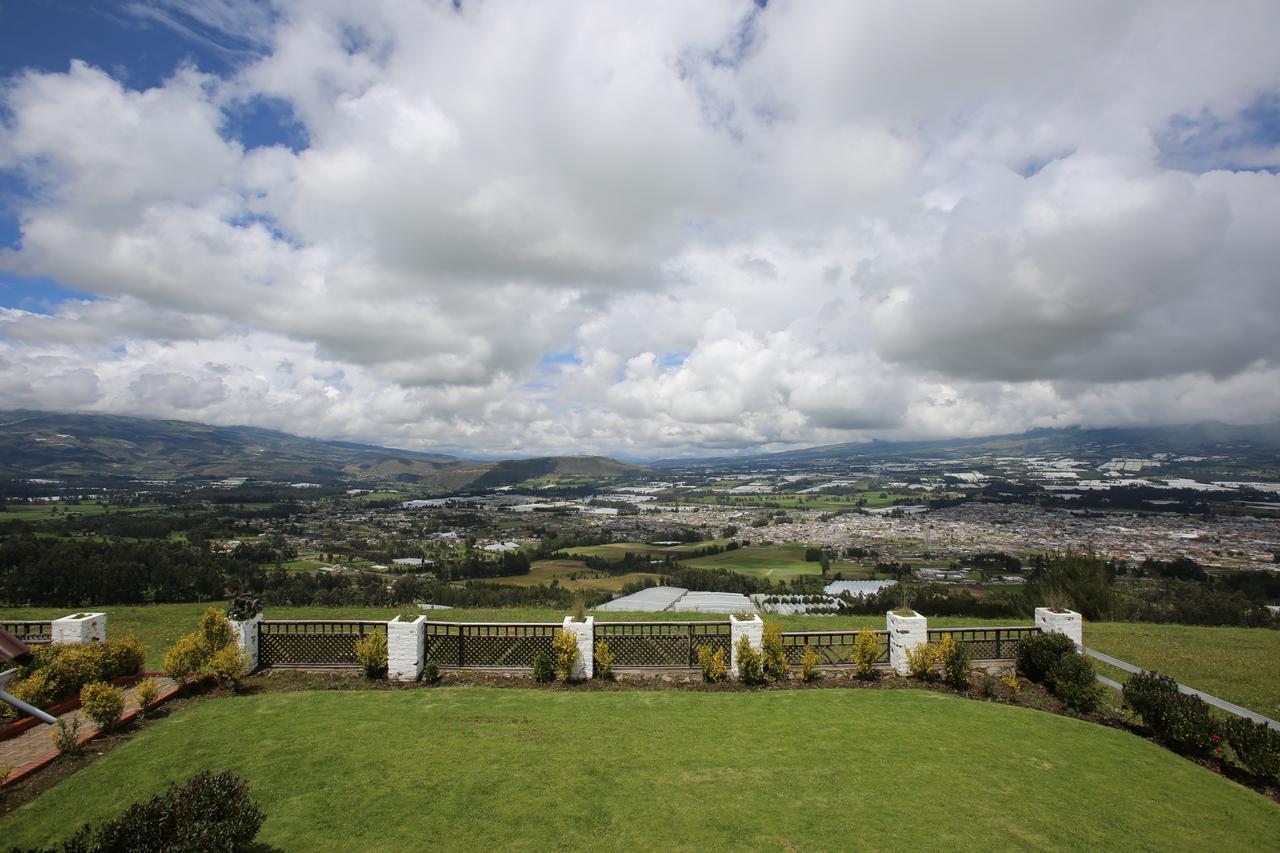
[
  {"left": 1085, "top": 623, "right": 1280, "bottom": 719},
  {"left": 4, "top": 689, "right": 1277, "bottom": 850}
]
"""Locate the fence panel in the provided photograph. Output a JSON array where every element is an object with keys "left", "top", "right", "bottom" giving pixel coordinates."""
[
  {"left": 596, "top": 621, "right": 730, "bottom": 668},
  {"left": 258, "top": 620, "right": 387, "bottom": 668},
  {"left": 780, "top": 630, "right": 890, "bottom": 667},
  {"left": 926, "top": 626, "right": 1039, "bottom": 661},
  {"left": 424, "top": 622, "right": 559, "bottom": 669},
  {"left": 0, "top": 620, "right": 53, "bottom": 646}
]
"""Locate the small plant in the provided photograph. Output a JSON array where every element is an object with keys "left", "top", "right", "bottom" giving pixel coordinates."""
[
  {"left": 195, "top": 607, "right": 236, "bottom": 657},
  {"left": 800, "top": 646, "right": 820, "bottom": 683},
  {"left": 551, "top": 628, "right": 580, "bottom": 680},
  {"left": 424, "top": 661, "right": 440, "bottom": 683},
  {"left": 572, "top": 596, "right": 587, "bottom": 623},
  {"left": 905, "top": 643, "right": 940, "bottom": 680},
  {"left": 51, "top": 716, "right": 82, "bottom": 755},
  {"left": 761, "top": 623, "right": 789, "bottom": 681},
  {"left": 532, "top": 651, "right": 555, "bottom": 683},
  {"left": 938, "top": 635, "right": 972, "bottom": 690},
  {"left": 208, "top": 645, "right": 251, "bottom": 691},
  {"left": 979, "top": 671, "right": 997, "bottom": 698},
  {"left": 1016, "top": 632, "right": 1077, "bottom": 684},
  {"left": 355, "top": 632, "right": 389, "bottom": 679},
  {"left": 852, "top": 629, "right": 881, "bottom": 680},
  {"left": 698, "top": 645, "right": 727, "bottom": 683},
  {"left": 1000, "top": 673, "right": 1020, "bottom": 694},
  {"left": 1224, "top": 716, "right": 1280, "bottom": 784},
  {"left": 1, "top": 762, "right": 13, "bottom": 786},
  {"left": 163, "top": 633, "right": 206, "bottom": 684},
  {"left": 80, "top": 681, "right": 125, "bottom": 732},
  {"left": 134, "top": 677, "right": 161, "bottom": 713},
  {"left": 593, "top": 640, "right": 615, "bottom": 680},
  {"left": 735, "top": 635, "right": 765, "bottom": 685}
]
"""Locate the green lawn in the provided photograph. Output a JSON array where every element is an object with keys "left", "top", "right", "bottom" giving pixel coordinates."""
[
  {"left": 564, "top": 539, "right": 731, "bottom": 559},
  {"left": 4, "top": 688, "right": 1276, "bottom": 850},
  {"left": 1085, "top": 623, "right": 1280, "bottom": 719}
]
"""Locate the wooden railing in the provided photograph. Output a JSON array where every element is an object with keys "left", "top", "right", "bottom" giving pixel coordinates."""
[
  {"left": 258, "top": 620, "right": 386, "bottom": 668},
  {"left": 0, "top": 620, "right": 53, "bottom": 646},
  {"left": 424, "top": 622, "right": 560, "bottom": 669},
  {"left": 780, "top": 630, "right": 890, "bottom": 667},
  {"left": 926, "top": 626, "right": 1039, "bottom": 661},
  {"left": 595, "top": 621, "right": 731, "bottom": 668}
]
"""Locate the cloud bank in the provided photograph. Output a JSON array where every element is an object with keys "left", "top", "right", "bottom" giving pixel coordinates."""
[{"left": 2, "top": 0, "right": 1279, "bottom": 457}]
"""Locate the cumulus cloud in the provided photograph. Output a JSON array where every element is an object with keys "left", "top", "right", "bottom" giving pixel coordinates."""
[{"left": 1, "top": 0, "right": 1279, "bottom": 457}]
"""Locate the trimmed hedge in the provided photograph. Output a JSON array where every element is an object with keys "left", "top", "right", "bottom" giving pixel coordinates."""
[
  {"left": 0, "top": 637, "right": 145, "bottom": 724},
  {"left": 1016, "top": 632, "right": 1077, "bottom": 683},
  {"left": 1123, "top": 671, "right": 1222, "bottom": 757}
]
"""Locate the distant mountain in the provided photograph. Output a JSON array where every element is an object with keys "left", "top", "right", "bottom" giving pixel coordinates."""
[
  {"left": 656, "top": 423, "right": 1280, "bottom": 467},
  {"left": 0, "top": 411, "right": 644, "bottom": 489}
]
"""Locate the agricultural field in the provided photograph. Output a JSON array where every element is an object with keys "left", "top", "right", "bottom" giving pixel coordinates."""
[
  {"left": 683, "top": 543, "right": 872, "bottom": 579},
  {"left": 672, "top": 490, "right": 931, "bottom": 511},
  {"left": 0, "top": 503, "right": 163, "bottom": 520},
  {"left": 488, "top": 559, "right": 660, "bottom": 593},
  {"left": 4, "top": 689, "right": 1277, "bottom": 850},
  {"left": 563, "top": 539, "right": 731, "bottom": 559}
]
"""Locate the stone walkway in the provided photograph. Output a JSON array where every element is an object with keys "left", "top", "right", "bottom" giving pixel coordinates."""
[{"left": 1, "top": 677, "right": 179, "bottom": 782}]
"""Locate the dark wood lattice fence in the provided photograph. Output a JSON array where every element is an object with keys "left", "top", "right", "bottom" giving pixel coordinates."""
[
  {"left": 424, "top": 622, "right": 559, "bottom": 669},
  {"left": 258, "top": 620, "right": 386, "bottom": 668},
  {"left": 595, "top": 621, "right": 731, "bottom": 668},
  {"left": 926, "top": 626, "right": 1039, "bottom": 661},
  {"left": 0, "top": 621, "right": 52, "bottom": 646},
  {"left": 780, "top": 630, "right": 890, "bottom": 667}
]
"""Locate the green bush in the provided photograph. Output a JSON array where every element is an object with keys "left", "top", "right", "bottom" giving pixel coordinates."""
[
  {"left": 551, "top": 629, "right": 580, "bottom": 681},
  {"left": 134, "top": 677, "right": 160, "bottom": 716},
  {"left": 938, "top": 635, "right": 973, "bottom": 690},
  {"left": 54, "top": 770, "right": 265, "bottom": 853},
  {"left": 761, "top": 623, "right": 789, "bottom": 681},
  {"left": 195, "top": 607, "right": 236, "bottom": 657},
  {"left": 50, "top": 717, "right": 81, "bottom": 755},
  {"left": 162, "top": 633, "right": 206, "bottom": 684},
  {"left": 1160, "top": 693, "right": 1221, "bottom": 757},
  {"left": 735, "top": 636, "right": 765, "bottom": 685},
  {"left": 906, "top": 643, "right": 940, "bottom": 680},
  {"left": 354, "top": 632, "right": 388, "bottom": 679},
  {"left": 800, "top": 646, "right": 820, "bottom": 683},
  {"left": 852, "top": 629, "right": 880, "bottom": 680},
  {"left": 593, "top": 640, "right": 615, "bottom": 680},
  {"left": 207, "top": 645, "right": 250, "bottom": 690},
  {"left": 0, "top": 637, "right": 146, "bottom": 722},
  {"left": 1224, "top": 716, "right": 1280, "bottom": 784},
  {"left": 1016, "top": 632, "right": 1077, "bottom": 683},
  {"left": 79, "top": 681, "right": 125, "bottom": 732},
  {"left": 532, "top": 651, "right": 555, "bottom": 683},
  {"left": 1123, "top": 671, "right": 1181, "bottom": 732},
  {"left": 1046, "top": 652, "right": 1101, "bottom": 713},
  {"left": 424, "top": 661, "right": 440, "bottom": 683},
  {"left": 698, "top": 645, "right": 727, "bottom": 683}
]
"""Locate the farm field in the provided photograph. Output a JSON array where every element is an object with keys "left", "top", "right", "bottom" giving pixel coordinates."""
[
  {"left": 4, "top": 688, "right": 1277, "bottom": 850},
  {"left": 672, "top": 490, "right": 931, "bottom": 510},
  {"left": 683, "top": 543, "right": 864, "bottom": 579},
  {"left": 1084, "top": 622, "right": 1280, "bottom": 720},
  {"left": 0, "top": 503, "right": 163, "bottom": 520},
  {"left": 488, "top": 559, "right": 659, "bottom": 592},
  {"left": 563, "top": 539, "right": 731, "bottom": 559}
]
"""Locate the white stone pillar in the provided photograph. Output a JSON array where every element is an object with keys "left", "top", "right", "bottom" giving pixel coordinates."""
[
  {"left": 729, "top": 614, "right": 764, "bottom": 678},
  {"left": 52, "top": 612, "right": 106, "bottom": 645},
  {"left": 388, "top": 616, "right": 427, "bottom": 682},
  {"left": 229, "top": 612, "right": 263, "bottom": 673},
  {"left": 887, "top": 610, "right": 927, "bottom": 676},
  {"left": 561, "top": 617, "right": 594, "bottom": 680},
  {"left": 1035, "top": 607, "right": 1083, "bottom": 649}
]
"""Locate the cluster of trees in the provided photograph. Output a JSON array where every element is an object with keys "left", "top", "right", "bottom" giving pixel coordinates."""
[{"left": 256, "top": 569, "right": 600, "bottom": 609}]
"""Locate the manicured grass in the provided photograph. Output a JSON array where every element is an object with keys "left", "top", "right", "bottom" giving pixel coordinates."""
[
  {"left": 1085, "top": 622, "right": 1280, "bottom": 719},
  {"left": 4, "top": 688, "right": 1277, "bottom": 850}
]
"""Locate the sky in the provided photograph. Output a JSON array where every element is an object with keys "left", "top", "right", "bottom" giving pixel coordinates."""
[{"left": 1, "top": 1, "right": 1278, "bottom": 460}]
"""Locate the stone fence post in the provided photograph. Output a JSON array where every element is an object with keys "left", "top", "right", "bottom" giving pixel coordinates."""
[
  {"left": 388, "top": 615, "right": 427, "bottom": 682},
  {"left": 562, "top": 617, "right": 594, "bottom": 679},
  {"left": 229, "top": 611, "right": 263, "bottom": 673},
  {"left": 887, "top": 610, "right": 927, "bottom": 676},
  {"left": 1035, "top": 607, "right": 1083, "bottom": 649},
  {"left": 52, "top": 612, "right": 106, "bottom": 645},
  {"left": 729, "top": 614, "right": 763, "bottom": 678}
]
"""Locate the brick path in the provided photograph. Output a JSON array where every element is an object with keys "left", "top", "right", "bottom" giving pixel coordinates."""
[{"left": 1, "top": 677, "right": 179, "bottom": 782}]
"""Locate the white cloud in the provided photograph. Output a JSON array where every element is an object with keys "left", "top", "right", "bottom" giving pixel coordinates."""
[{"left": 2, "top": 1, "right": 1279, "bottom": 457}]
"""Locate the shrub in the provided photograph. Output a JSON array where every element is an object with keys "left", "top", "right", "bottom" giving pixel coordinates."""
[
  {"left": 195, "top": 607, "right": 236, "bottom": 657},
  {"left": 59, "top": 770, "right": 265, "bottom": 853},
  {"left": 354, "top": 632, "right": 389, "bottom": 679},
  {"left": 905, "top": 643, "right": 940, "bottom": 680},
  {"left": 698, "top": 645, "right": 727, "bottom": 683},
  {"left": 2, "top": 762, "right": 13, "bottom": 786},
  {"left": 593, "top": 640, "right": 615, "bottom": 680},
  {"left": 1016, "top": 632, "right": 1077, "bottom": 683},
  {"left": 1, "top": 637, "right": 146, "bottom": 721},
  {"left": 800, "top": 646, "right": 820, "bottom": 683},
  {"left": 134, "top": 678, "right": 161, "bottom": 715},
  {"left": 978, "top": 671, "right": 997, "bottom": 698},
  {"left": 852, "top": 629, "right": 881, "bottom": 680},
  {"left": 207, "top": 645, "right": 250, "bottom": 690},
  {"left": 1000, "top": 673, "right": 1020, "bottom": 694},
  {"left": 1046, "top": 652, "right": 1101, "bottom": 713},
  {"left": 80, "top": 681, "right": 125, "bottom": 732},
  {"left": 1122, "top": 671, "right": 1181, "bottom": 732},
  {"left": 532, "top": 651, "right": 555, "bottom": 683},
  {"left": 50, "top": 717, "right": 81, "bottom": 755},
  {"left": 1224, "top": 716, "right": 1280, "bottom": 784},
  {"left": 1160, "top": 693, "right": 1221, "bottom": 757},
  {"left": 163, "top": 633, "right": 207, "bottom": 684},
  {"left": 424, "top": 661, "right": 440, "bottom": 683},
  {"left": 761, "top": 623, "right": 789, "bottom": 681},
  {"left": 551, "top": 628, "right": 580, "bottom": 681},
  {"left": 938, "top": 635, "right": 973, "bottom": 690},
  {"left": 735, "top": 636, "right": 765, "bottom": 685}
]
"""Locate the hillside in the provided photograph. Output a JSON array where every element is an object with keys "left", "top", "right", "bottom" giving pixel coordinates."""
[{"left": 0, "top": 411, "right": 643, "bottom": 489}]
